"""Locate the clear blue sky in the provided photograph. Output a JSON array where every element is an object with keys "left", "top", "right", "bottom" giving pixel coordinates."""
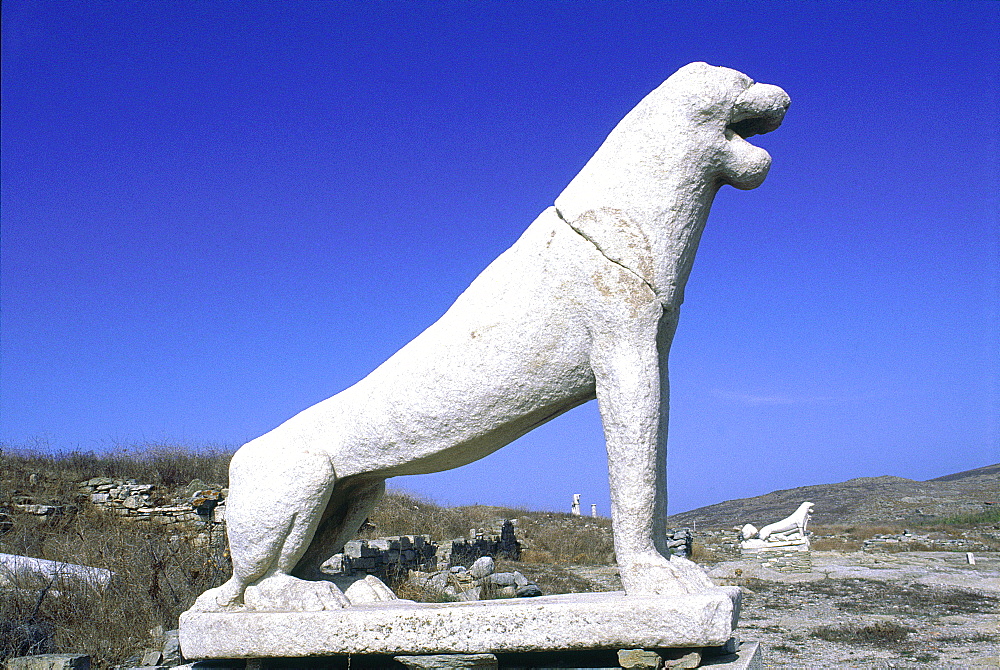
[{"left": 3, "top": 1, "right": 997, "bottom": 515}]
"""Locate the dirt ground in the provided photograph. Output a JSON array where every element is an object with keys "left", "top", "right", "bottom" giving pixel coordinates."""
[{"left": 558, "top": 551, "right": 1000, "bottom": 668}]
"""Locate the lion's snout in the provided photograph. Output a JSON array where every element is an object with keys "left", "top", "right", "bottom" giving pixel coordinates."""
[{"left": 728, "top": 83, "right": 790, "bottom": 138}]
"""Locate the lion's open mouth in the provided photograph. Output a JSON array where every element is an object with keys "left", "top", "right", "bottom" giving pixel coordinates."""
[
  {"left": 726, "top": 114, "right": 781, "bottom": 140},
  {"left": 719, "top": 82, "right": 790, "bottom": 189}
]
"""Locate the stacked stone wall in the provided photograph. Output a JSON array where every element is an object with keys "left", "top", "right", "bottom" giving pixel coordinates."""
[
  {"left": 77, "top": 477, "right": 227, "bottom": 529},
  {"left": 666, "top": 528, "right": 693, "bottom": 558},
  {"left": 324, "top": 535, "right": 437, "bottom": 582},
  {"left": 861, "top": 530, "right": 994, "bottom": 552}
]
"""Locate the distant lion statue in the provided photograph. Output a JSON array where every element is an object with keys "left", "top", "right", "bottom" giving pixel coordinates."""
[
  {"left": 740, "top": 502, "right": 814, "bottom": 550},
  {"left": 193, "top": 62, "right": 789, "bottom": 611}
]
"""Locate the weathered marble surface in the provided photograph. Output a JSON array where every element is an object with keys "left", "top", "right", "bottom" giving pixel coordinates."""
[
  {"left": 0, "top": 552, "right": 113, "bottom": 588},
  {"left": 180, "top": 588, "right": 742, "bottom": 658},
  {"left": 187, "top": 62, "right": 789, "bottom": 616}
]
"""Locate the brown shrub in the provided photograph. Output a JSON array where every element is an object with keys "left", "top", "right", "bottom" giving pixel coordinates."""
[
  {"left": 811, "top": 621, "right": 914, "bottom": 646},
  {"left": 0, "top": 506, "right": 229, "bottom": 667}
]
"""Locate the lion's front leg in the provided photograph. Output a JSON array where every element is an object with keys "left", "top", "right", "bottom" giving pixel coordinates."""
[{"left": 593, "top": 305, "right": 713, "bottom": 596}]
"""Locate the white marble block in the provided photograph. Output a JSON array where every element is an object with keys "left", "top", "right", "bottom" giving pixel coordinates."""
[{"left": 180, "top": 588, "right": 742, "bottom": 658}]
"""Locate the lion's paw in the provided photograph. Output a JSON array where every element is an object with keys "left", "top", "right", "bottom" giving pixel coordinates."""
[
  {"left": 620, "top": 554, "right": 715, "bottom": 596},
  {"left": 243, "top": 574, "right": 350, "bottom": 611},
  {"left": 189, "top": 584, "right": 243, "bottom": 612}
]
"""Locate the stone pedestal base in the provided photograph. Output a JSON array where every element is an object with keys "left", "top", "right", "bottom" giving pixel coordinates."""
[
  {"left": 741, "top": 548, "right": 812, "bottom": 573},
  {"left": 179, "top": 588, "right": 741, "bottom": 659}
]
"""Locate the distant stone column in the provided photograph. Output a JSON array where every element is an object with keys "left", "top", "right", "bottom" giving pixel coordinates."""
[
  {"left": 591, "top": 504, "right": 598, "bottom": 518},
  {"left": 571, "top": 494, "right": 581, "bottom": 516}
]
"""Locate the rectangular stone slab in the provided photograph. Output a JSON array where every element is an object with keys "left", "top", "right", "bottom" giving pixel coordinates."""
[{"left": 179, "top": 588, "right": 741, "bottom": 659}]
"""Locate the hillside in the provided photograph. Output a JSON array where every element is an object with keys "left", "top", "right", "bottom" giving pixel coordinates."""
[
  {"left": 667, "top": 463, "right": 999, "bottom": 528},
  {"left": 927, "top": 462, "right": 1000, "bottom": 483}
]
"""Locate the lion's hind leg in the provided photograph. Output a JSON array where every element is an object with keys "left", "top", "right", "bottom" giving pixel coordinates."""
[
  {"left": 292, "top": 476, "right": 386, "bottom": 580},
  {"left": 205, "top": 440, "right": 350, "bottom": 611},
  {"left": 290, "top": 477, "right": 400, "bottom": 605}
]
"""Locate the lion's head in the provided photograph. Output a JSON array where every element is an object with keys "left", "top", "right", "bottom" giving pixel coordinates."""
[
  {"left": 553, "top": 63, "right": 790, "bottom": 305},
  {"left": 557, "top": 62, "right": 790, "bottom": 218},
  {"left": 663, "top": 61, "right": 790, "bottom": 190}
]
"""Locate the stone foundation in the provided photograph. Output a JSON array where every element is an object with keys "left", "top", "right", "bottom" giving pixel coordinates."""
[{"left": 746, "top": 548, "right": 812, "bottom": 573}]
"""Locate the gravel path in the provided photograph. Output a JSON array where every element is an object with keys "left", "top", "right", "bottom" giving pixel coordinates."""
[
  {"left": 561, "top": 551, "right": 1000, "bottom": 668},
  {"left": 715, "top": 551, "right": 1000, "bottom": 668}
]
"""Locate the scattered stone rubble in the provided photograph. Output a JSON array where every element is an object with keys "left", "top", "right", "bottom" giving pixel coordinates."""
[
  {"left": 4, "top": 624, "right": 185, "bottom": 670},
  {"left": 319, "top": 521, "right": 542, "bottom": 602},
  {"left": 6, "top": 653, "right": 91, "bottom": 670},
  {"left": 748, "top": 548, "right": 813, "bottom": 573},
  {"left": 408, "top": 555, "right": 543, "bottom": 601},
  {"left": 9, "top": 489, "right": 72, "bottom": 518},
  {"left": 9, "top": 502, "right": 67, "bottom": 517},
  {"left": 119, "top": 625, "right": 183, "bottom": 669}
]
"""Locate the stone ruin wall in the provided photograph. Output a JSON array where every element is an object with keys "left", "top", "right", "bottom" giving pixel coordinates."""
[
  {"left": 76, "top": 477, "right": 227, "bottom": 530},
  {"left": 448, "top": 519, "right": 522, "bottom": 565},
  {"left": 323, "top": 535, "right": 438, "bottom": 583}
]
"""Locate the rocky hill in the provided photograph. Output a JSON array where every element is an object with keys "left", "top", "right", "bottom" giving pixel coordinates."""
[{"left": 667, "top": 463, "right": 999, "bottom": 528}]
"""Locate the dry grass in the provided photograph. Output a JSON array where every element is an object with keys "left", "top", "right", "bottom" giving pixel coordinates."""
[
  {"left": 809, "top": 524, "right": 906, "bottom": 541},
  {"left": 10, "top": 447, "right": 991, "bottom": 667},
  {"left": 362, "top": 490, "right": 526, "bottom": 544},
  {"left": 1, "top": 505, "right": 229, "bottom": 666},
  {"left": 1, "top": 443, "right": 232, "bottom": 491},
  {"left": 392, "top": 578, "right": 456, "bottom": 603},
  {"left": 1, "top": 448, "right": 618, "bottom": 666},
  {"left": 808, "top": 536, "right": 862, "bottom": 551},
  {"left": 918, "top": 508, "right": 1000, "bottom": 526},
  {"left": 1, "top": 446, "right": 232, "bottom": 667},
  {"left": 514, "top": 514, "right": 614, "bottom": 565},
  {"left": 491, "top": 558, "right": 596, "bottom": 595}
]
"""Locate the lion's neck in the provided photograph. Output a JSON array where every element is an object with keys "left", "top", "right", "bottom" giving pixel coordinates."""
[{"left": 555, "top": 173, "right": 721, "bottom": 308}]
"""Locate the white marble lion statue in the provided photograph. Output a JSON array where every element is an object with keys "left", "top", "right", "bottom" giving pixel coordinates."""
[{"left": 192, "top": 62, "right": 789, "bottom": 612}]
